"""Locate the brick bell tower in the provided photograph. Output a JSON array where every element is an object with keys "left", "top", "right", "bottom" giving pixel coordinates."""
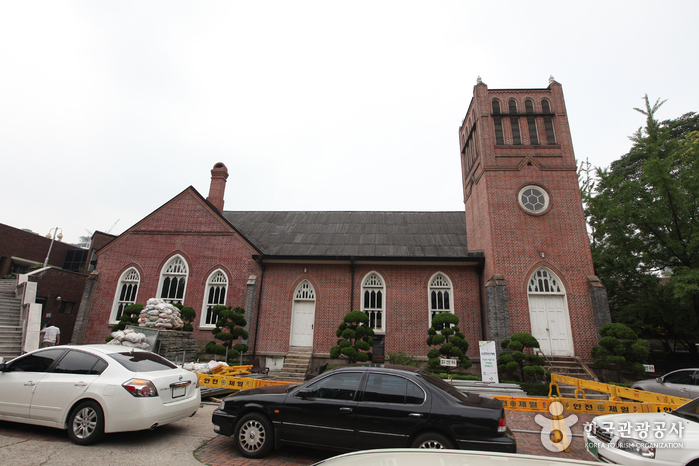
[{"left": 459, "top": 77, "right": 610, "bottom": 361}]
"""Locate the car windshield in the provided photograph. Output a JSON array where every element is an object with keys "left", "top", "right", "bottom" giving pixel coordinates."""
[
  {"left": 108, "top": 350, "right": 177, "bottom": 372},
  {"left": 672, "top": 398, "right": 699, "bottom": 423}
]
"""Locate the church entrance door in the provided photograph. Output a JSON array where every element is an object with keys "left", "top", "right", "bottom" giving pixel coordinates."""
[
  {"left": 291, "top": 300, "right": 314, "bottom": 347},
  {"left": 528, "top": 294, "right": 572, "bottom": 357}
]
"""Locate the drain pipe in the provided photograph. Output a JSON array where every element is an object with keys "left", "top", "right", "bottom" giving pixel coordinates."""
[
  {"left": 477, "top": 260, "right": 486, "bottom": 341},
  {"left": 252, "top": 258, "right": 266, "bottom": 358}
]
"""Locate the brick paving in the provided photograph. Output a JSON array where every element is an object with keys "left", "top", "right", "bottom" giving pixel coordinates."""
[{"left": 194, "top": 411, "right": 600, "bottom": 465}]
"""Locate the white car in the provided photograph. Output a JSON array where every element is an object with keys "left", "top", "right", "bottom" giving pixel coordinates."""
[
  {"left": 0, "top": 344, "right": 200, "bottom": 445},
  {"left": 584, "top": 397, "right": 699, "bottom": 465}
]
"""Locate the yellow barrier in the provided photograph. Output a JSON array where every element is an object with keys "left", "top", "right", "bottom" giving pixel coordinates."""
[
  {"left": 492, "top": 374, "right": 691, "bottom": 415},
  {"left": 197, "top": 373, "right": 295, "bottom": 391},
  {"left": 549, "top": 373, "right": 691, "bottom": 406}
]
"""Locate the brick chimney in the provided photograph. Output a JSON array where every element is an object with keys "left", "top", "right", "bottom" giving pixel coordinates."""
[{"left": 206, "top": 162, "right": 229, "bottom": 212}]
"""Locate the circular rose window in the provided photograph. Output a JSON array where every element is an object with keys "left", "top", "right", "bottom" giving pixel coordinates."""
[{"left": 518, "top": 185, "right": 549, "bottom": 214}]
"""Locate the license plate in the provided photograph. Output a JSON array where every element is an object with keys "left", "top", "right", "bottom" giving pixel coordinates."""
[
  {"left": 172, "top": 385, "right": 186, "bottom": 398},
  {"left": 586, "top": 439, "right": 598, "bottom": 457}
]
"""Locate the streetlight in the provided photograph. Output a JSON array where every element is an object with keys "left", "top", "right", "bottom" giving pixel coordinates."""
[{"left": 43, "top": 227, "right": 63, "bottom": 268}]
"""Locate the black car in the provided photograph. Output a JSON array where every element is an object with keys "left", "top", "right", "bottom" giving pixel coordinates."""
[{"left": 212, "top": 365, "right": 516, "bottom": 458}]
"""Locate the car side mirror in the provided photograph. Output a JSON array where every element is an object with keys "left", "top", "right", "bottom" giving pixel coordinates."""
[
  {"left": 296, "top": 389, "right": 313, "bottom": 398},
  {"left": 656, "top": 377, "right": 664, "bottom": 384}
]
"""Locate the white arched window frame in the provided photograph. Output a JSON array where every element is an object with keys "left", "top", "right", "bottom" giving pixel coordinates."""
[
  {"left": 201, "top": 269, "right": 228, "bottom": 327},
  {"left": 295, "top": 280, "right": 316, "bottom": 301},
  {"left": 111, "top": 268, "right": 140, "bottom": 323},
  {"left": 158, "top": 255, "right": 189, "bottom": 305},
  {"left": 528, "top": 268, "right": 564, "bottom": 294},
  {"left": 362, "top": 272, "right": 385, "bottom": 333},
  {"left": 428, "top": 273, "right": 453, "bottom": 327}
]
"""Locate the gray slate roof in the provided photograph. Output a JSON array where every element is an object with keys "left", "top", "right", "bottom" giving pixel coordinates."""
[{"left": 222, "top": 211, "right": 471, "bottom": 259}]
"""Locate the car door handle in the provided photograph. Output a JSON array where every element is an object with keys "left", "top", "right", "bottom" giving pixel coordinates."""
[
  {"left": 409, "top": 413, "right": 423, "bottom": 418},
  {"left": 339, "top": 407, "right": 353, "bottom": 414},
  {"left": 680, "top": 388, "right": 689, "bottom": 392},
  {"left": 24, "top": 382, "right": 37, "bottom": 387},
  {"left": 75, "top": 382, "right": 88, "bottom": 387}
]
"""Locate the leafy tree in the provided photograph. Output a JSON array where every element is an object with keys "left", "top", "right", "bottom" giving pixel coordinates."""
[
  {"left": 329, "top": 310, "right": 374, "bottom": 363},
  {"left": 110, "top": 304, "right": 143, "bottom": 332},
  {"left": 426, "top": 313, "right": 471, "bottom": 372},
  {"left": 585, "top": 97, "right": 699, "bottom": 347},
  {"left": 205, "top": 305, "right": 249, "bottom": 364},
  {"left": 172, "top": 303, "right": 196, "bottom": 332},
  {"left": 591, "top": 323, "right": 650, "bottom": 382},
  {"left": 497, "top": 333, "right": 545, "bottom": 382}
]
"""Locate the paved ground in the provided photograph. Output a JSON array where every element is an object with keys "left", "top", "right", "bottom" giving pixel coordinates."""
[{"left": 0, "top": 404, "right": 598, "bottom": 465}]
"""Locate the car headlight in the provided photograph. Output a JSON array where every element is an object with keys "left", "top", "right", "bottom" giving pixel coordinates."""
[{"left": 617, "top": 438, "right": 655, "bottom": 459}]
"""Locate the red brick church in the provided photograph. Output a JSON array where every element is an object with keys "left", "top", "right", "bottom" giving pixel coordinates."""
[{"left": 80, "top": 79, "right": 610, "bottom": 368}]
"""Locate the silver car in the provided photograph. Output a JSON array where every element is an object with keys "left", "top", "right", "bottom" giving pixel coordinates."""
[{"left": 632, "top": 368, "right": 699, "bottom": 398}]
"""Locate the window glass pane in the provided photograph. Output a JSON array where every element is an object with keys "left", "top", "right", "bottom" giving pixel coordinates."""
[
  {"left": 493, "top": 117, "right": 504, "bottom": 145},
  {"left": 8, "top": 349, "right": 66, "bottom": 372},
  {"left": 305, "top": 372, "right": 362, "bottom": 400},
  {"left": 665, "top": 370, "right": 694, "bottom": 385},
  {"left": 406, "top": 380, "right": 425, "bottom": 405},
  {"left": 510, "top": 117, "right": 521, "bottom": 145},
  {"left": 54, "top": 350, "right": 105, "bottom": 375},
  {"left": 108, "top": 351, "right": 177, "bottom": 372},
  {"left": 527, "top": 117, "right": 539, "bottom": 145},
  {"left": 364, "top": 374, "right": 407, "bottom": 404}
]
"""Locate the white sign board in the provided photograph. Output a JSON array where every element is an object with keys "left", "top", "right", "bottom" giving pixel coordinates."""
[
  {"left": 440, "top": 358, "right": 457, "bottom": 367},
  {"left": 643, "top": 364, "right": 655, "bottom": 373},
  {"left": 479, "top": 341, "right": 499, "bottom": 383}
]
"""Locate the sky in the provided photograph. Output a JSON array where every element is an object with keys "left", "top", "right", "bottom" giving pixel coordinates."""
[{"left": 1, "top": 1, "right": 698, "bottom": 245}]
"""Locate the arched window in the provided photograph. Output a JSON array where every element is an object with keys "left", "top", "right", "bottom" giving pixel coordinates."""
[
  {"left": 528, "top": 268, "right": 563, "bottom": 293},
  {"left": 158, "top": 255, "right": 188, "bottom": 305},
  {"left": 362, "top": 272, "right": 385, "bottom": 332},
  {"left": 111, "top": 268, "right": 139, "bottom": 322},
  {"left": 525, "top": 99, "right": 539, "bottom": 145},
  {"left": 492, "top": 100, "right": 504, "bottom": 145},
  {"left": 201, "top": 270, "right": 228, "bottom": 326},
  {"left": 508, "top": 99, "right": 521, "bottom": 145},
  {"left": 295, "top": 280, "right": 316, "bottom": 300},
  {"left": 428, "top": 273, "right": 453, "bottom": 327},
  {"left": 541, "top": 99, "right": 556, "bottom": 144}
]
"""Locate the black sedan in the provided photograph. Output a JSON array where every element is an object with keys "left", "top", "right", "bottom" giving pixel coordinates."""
[{"left": 212, "top": 365, "right": 516, "bottom": 458}]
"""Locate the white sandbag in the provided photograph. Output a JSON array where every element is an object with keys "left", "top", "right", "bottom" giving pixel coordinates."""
[
  {"left": 111, "top": 330, "right": 125, "bottom": 341},
  {"left": 107, "top": 339, "right": 122, "bottom": 345}
]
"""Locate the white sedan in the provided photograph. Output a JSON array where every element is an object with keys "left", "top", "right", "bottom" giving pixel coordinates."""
[
  {"left": 584, "top": 397, "right": 699, "bottom": 465},
  {"left": 0, "top": 344, "right": 200, "bottom": 445}
]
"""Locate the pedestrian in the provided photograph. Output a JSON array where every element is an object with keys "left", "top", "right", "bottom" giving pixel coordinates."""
[{"left": 40, "top": 324, "right": 60, "bottom": 348}]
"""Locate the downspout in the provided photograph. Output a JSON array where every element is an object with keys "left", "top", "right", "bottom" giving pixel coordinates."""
[
  {"left": 350, "top": 258, "right": 355, "bottom": 311},
  {"left": 252, "top": 257, "right": 266, "bottom": 358}
]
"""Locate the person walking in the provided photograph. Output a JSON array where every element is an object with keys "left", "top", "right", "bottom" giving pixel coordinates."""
[{"left": 40, "top": 324, "right": 60, "bottom": 347}]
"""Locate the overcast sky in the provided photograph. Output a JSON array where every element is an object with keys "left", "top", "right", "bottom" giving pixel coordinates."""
[{"left": 2, "top": 1, "right": 697, "bottom": 245}]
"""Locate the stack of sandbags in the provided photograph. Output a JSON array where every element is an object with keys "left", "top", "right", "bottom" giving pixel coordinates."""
[
  {"left": 107, "top": 328, "right": 150, "bottom": 350},
  {"left": 137, "top": 298, "right": 184, "bottom": 330},
  {"left": 182, "top": 361, "right": 229, "bottom": 374}
]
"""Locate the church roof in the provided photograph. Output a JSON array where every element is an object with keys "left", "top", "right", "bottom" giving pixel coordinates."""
[{"left": 221, "top": 211, "right": 473, "bottom": 260}]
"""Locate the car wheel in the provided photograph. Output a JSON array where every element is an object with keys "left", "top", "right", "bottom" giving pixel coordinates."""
[
  {"left": 412, "top": 432, "right": 454, "bottom": 449},
  {"left": 234, "top": 413, "right": 274, "bottom": 458},
  {"left": 67, "top": 400, "right": 105, "bottom": 445}
]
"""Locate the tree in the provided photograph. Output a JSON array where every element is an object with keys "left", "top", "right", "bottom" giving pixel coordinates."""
[
  {"left": 329, "top": 310, "right": 374, "bottom": 363},
  {"left": 172, "top": 303, "right": 196, "bottom": 332},
  {"left": 205, "top": 305, "right": 249, "bottom": 363},
  {"left": 585, "top": 96, "right": 699, "bottom": 346},
  {"left": 110, "top": 304, "right": 143, "bottom": 332},
  {"left": 591, "top": 323, "right": 650, "bottom": 382},
  {"left": 497, "top": 333, "right": 545, "bottom": 382},
  {"left": 426, "top": 313, "right": 471, "bottom": 372}
]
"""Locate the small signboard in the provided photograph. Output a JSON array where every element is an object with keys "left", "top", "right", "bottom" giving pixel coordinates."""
[
  {"left": 440, "top": 358, "right": 457, "bottom": 367},
  {"left": 479, "top": 340, "right": 499, "bottom": 383},
  {"left": 643, "top": 364, "right": 655, "bottom": 373}
]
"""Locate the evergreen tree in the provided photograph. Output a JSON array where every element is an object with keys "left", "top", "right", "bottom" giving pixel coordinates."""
[{"left": 329, "top": 310, "right": 374, "bottom": 363}]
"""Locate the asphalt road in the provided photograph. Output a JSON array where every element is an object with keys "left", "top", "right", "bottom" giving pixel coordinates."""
[{"left": 0, "top": 402, "right": 219, "bottom": 466}]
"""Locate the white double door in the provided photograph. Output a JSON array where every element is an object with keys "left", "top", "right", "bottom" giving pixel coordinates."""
[
  {"left": 290, "top": 300, "right": 315, "bottom": 347},
  {"left": 528, "top": 294, "right": 573, "bottom": 357}
]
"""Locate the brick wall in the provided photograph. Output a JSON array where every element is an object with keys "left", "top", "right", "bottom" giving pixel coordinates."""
[{"left": 27, "top": 268, "right": 87, "bottom": 343}]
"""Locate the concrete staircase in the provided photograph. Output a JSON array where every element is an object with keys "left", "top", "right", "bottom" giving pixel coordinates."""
[
  {"left": 545, "top": 356, "right": 608, "bottom": 400},
  {"left": 0, "top": 279, "right": 22, "bottom": 361},
  {"left": 274, "top": 347, "right": 313, "bottom": 379}
]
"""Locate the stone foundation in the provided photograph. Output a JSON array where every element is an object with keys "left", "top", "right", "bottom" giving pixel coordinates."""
[{"left": 155, "top": 329, "right": 198, "bottom": 363}]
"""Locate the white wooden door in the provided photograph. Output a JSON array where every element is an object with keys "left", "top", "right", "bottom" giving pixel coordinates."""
[
  {"left": 528, "top": 294, "right": 572, "bottom": 357},
  {"left": 291, "top": 300, "right": 315, "bottom": 347}
]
